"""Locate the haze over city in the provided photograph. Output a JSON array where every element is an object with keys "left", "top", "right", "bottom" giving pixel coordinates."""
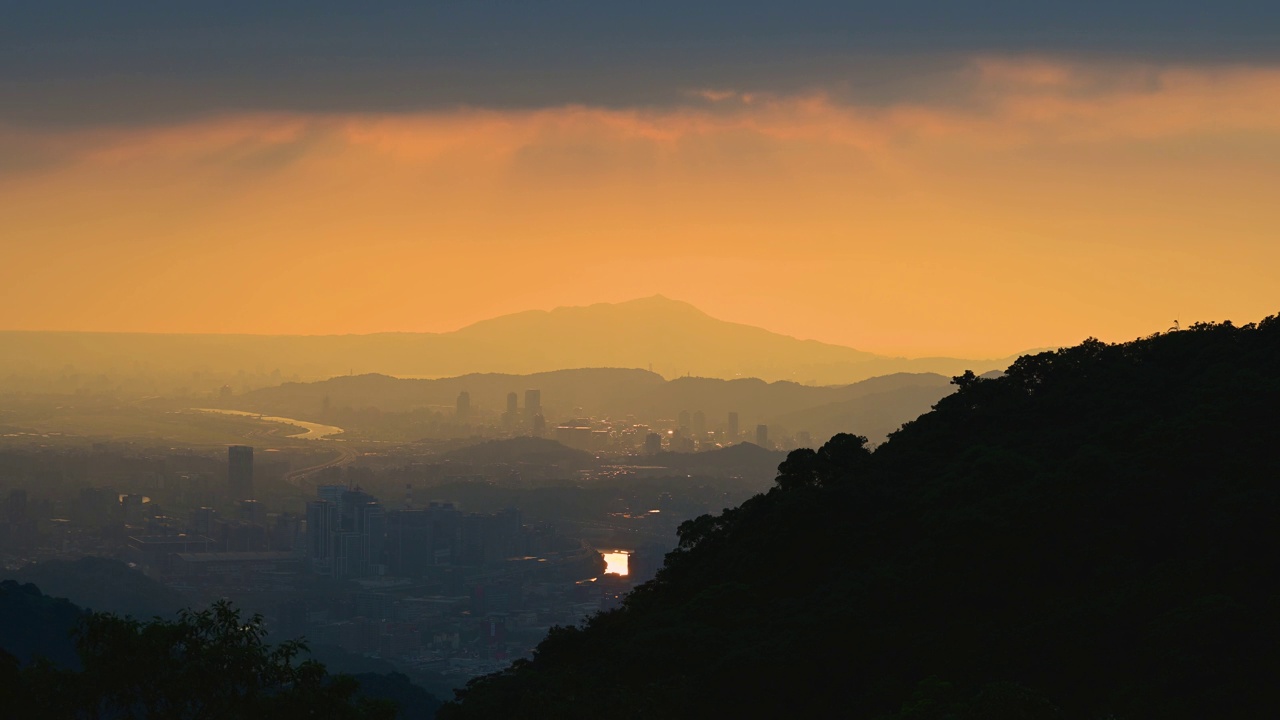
[{"left": 2, "top": 3, "right": 1278, "bottom": 718}]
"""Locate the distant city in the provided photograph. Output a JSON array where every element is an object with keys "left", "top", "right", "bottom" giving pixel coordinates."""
[
  {"left": 0, "top": 298, "right": 970, "bottom": 703},
  {"left": 0, "top": 380, "right": 797, "bottom": 692}
]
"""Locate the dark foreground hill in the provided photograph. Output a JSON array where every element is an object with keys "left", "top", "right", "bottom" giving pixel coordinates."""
[
  {"left": 440, "top": 317, "right": 1280, "bottom": 719},
  {"left": 3, "top": 556, "right": 190, "bottom": 619},
  {"left": 0, "top": 582, "right": 441, "bottom": 718}
]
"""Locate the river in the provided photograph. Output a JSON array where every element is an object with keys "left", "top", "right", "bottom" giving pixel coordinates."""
[{"left": 192, "top": 408, "right": 345, "bottom": 440}]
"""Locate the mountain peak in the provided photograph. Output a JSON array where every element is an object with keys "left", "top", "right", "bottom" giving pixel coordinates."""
[{"left": 558, "top": 295, "right": 709, "bottom": 317}]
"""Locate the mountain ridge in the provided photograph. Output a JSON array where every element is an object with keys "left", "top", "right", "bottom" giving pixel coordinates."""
[
  {"left": 234, "top": 368, "right": 956, "bottom": 444},
  {"left": 0, "top": 296, "right": 1031, "bottom": 390}
]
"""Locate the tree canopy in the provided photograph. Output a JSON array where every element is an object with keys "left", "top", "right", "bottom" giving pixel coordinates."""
[{"left": 5, "top": 599, "right": 398, "bottom": 719}]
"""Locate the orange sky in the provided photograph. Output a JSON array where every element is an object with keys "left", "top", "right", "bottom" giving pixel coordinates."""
[{"left": 2, "top": 57, "right": 1278, "bottom": 357}]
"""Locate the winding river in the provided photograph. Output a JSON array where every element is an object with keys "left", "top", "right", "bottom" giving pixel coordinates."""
[{"left": 192, "top": 408, "right": 345, "bottom": 440}]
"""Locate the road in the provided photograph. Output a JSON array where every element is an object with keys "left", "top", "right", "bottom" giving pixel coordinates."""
[{"left": 283, "top": 443, "right": 359, "bottom": 488}]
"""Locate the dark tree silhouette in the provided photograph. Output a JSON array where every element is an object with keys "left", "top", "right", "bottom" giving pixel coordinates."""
[
  {"left": 20, "top": 600, "right": 396, "bottom": 719},
  {"left": 441, "top": 315, "right": 1280, "bottom": 720}
]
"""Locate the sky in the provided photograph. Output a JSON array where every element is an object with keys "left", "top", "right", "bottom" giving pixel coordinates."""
[{"left": 3, "top": 2, "right": 1279, "bottom": 357}]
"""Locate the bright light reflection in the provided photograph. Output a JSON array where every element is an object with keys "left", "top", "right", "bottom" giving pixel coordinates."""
[{"left": 602, "top": 551, "right": 630, "bottom": 576}]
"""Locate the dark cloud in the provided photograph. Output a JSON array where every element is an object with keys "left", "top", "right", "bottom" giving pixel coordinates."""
[{"left": 4, "top": 1, "right": 1279, "bottom": 125}]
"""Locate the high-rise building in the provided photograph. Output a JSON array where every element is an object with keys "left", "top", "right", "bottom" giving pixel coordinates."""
[
  {"left": 458, "top": 508, "right": 523, "bottom": 566},
  {"left": 756, "top": 424, "right": 769, "bottom": 449},
  {"left": 728, "top": 412, "right": 740, "bottom": 441},
  {"left": 189, "top": 507, "right": 217, "bottom": 536},
  {"left": 644, "top": 432, "right": 663, "bottom": 455},
  {"left": 386, "top": 502, "right": 461, "bottom": 576},
  {"left": 238, "top": 499, "right": 264, "bottom": 525},
  {"left": 228, "top": 445, "right": 254, "bottom": 500},
  {"left": 456, "top": 391, "right": 471, "bottom": 423},
  {"left": 555, "top": 422, "right": 593, "bottom": 451},
  {"left": 524, "top": 389, "right": 541, "bottom": 423},
  {"left": 344, "top": 490, "right": 386, "bottom": 578},
  {"left": 503, "top": 392, "right": 519, "bottom": 430},
  {"left": 692, "top": 410, "right": 706, "bottom": 438},
  {"left": 305, "top": 500, "right": 338, "bottom": 574},
  {"left": 677, "top": 410, "right": 691, "bottom": 434},
  {"left": 317, "top": 484, "right": 346, "bottom": 506},
  {"left": 671, "top": 431, "right": 695, "bottom": 453},
  {"left": 307, "top": 487, "right": 387, "bottom": 579}
]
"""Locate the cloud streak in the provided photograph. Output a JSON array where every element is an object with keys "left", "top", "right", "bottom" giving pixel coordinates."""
[{"left": 4, "top": 2, "right": 1280, "bottom": 125}]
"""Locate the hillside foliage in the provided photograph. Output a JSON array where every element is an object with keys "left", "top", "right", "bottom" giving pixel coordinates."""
[
  {"left": 441, "top": 317, "right": 1280, "bottom": 719},
  {"left": 0, "top": 596, "right": 405, "bottom": 718}
]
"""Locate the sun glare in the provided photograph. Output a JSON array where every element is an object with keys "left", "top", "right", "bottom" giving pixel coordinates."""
[{"left": 602, "top": 551, "right": 630, "bottom": 576}]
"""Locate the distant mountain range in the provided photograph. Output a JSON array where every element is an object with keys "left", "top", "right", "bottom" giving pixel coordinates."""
[
  {"left": 428, "top": 437, "right": 787, "bottom": 484},
  {"left": 633, "top": 442, "right": 789, "bottom": 484},
  {"left": 436, "top": 437, "right": 594, "bottom": 467},
  {"left": 235, "top": 368, "right": 955, "bottom": 444},
  {"left": 0, "top": 296, "right": 1032, "bottom": 389}
]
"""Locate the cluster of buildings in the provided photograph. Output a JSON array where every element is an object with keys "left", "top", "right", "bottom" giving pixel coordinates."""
[
  {"left": 457, "top": 389, "right": 547, "bottom": 437},
  {"left": 305, "top": 488, "right": 526, "bottom": 581},
  {"left": 450, "top": 388, "right": 806, "bottom": 453},
  {"left": 0, "top": 433, "right": 757, "bottom": 690},
  {"left": 287, "top": 481, "right": 654, "bottom": 682},
  {"left": 556, "top": 413, "right": 777, "bottom": 454},
  {"left": 84, "top": 446, "right": 648, "bottom": 683}
]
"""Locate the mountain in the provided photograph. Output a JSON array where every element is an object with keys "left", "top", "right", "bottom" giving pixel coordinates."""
[
  {"left": 239, "top": 368, "right": 666, "bottom": 417},
  {"left": 436, "top": 437, "right": 593, "bottom": 467},
  {"left": 439, "top": 316, "right": 1280, "bottom": 719},
  {"left": 3, "top": 557, "right": 190, "bottom": 619},
  {"left": 766, "top": 382, "right": 952, "bottom": 445},
  {"left": 0, "top": 297, "right": 1026, "bottom": 391},
  {"left": 598, "top": 371, "right": 950, "bottom": 419},
  {"left": 440, "top": 295, "right": 881, "bottom": 382},
  {"left": 598, "top": 372, "right": 954, "bottom": 441},
  {"left": 633, "top": 443, "right": 789, "bottom": 484},
  {"left": 0, "top": 580, "right": 83, "bottom": 668},
  {"left": 237, "top": 369, "right": 955, "bottom": 444}
]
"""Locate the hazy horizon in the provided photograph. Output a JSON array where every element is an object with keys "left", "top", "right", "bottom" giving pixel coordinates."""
[{"left": 1, "top": 294, "right": 1062, "bottom": 360}]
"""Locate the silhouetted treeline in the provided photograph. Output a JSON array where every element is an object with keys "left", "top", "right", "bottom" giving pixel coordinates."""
[
  {"left": 440, "top": 317, "right": 1280, "bottom": 719},
  {"left": 0, "top": 583, "right": 440, "bottom": 718}
]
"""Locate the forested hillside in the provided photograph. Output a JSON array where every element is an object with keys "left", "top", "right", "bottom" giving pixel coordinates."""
[
  {"left": 441, "top": 317, "right": 1280, "bottom": 719},
  {"left": 0, "top": 583, "right": 440, "bottom": 718}
]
